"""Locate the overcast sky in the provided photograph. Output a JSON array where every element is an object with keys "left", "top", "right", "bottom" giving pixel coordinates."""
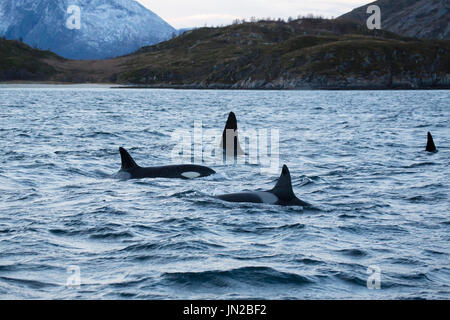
[{"left": 136, "top": 0, "right": 371, "bottom": 29}]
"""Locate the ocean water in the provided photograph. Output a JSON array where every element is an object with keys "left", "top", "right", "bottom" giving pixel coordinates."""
[{"left": 0, "top": 85, "right": 449, "bottom": 300}]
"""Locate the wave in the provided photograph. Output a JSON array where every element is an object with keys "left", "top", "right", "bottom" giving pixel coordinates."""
[
  {"left": 336, "top": 248, "right": 368, "bottom": 257},
  {"left": 120, "top": 239, "right": 225, "bottom": 253},
  {"left": 0, "top": 276, "right": 58, "bottom": 289},
  {"left": 89, "top": 231, "right": 134, "bottom": 240},
  {"left": 49, "top": 225, "right": 133, "bottom": 239},
  {"left": 398, "top": 273, "right": 431, "bottom": 281},
  {"left": 82, "top": 132, "right": 120, "bottom": 138},
  {"left": 256, "top": 223, "right": 306, "bottom": 232},
  {"left": 333, "top": 272, "right": 368, "bottom": 287},
  {"left": 170, "top": 190, "right": 204, "bottom": 198},
  {"left": 142, "top": 129, "right": 170, "bottom": 137},
  {"left": 295, "top": 257, "right": 325, "bottom": 265},
  {"left": 162, "top": 267, "right": 313, "bottom": 288},
  {"left": 402, "top": 162, "right": 436, "bottom": 168}
]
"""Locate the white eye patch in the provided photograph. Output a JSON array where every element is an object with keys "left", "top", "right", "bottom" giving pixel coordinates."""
[{"left": 181, "top": 171, "right": 202, "bottom": 179}]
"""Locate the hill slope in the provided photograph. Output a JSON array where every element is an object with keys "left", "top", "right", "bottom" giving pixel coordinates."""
[
  {"left": 0, "top": 0, "right": 175, "bottom": 59},
  {"left": 109, "top": 19, "right": 450, "bottom": 89},
  {"left": 1, "top": 19, "right": 449, "bottom": 89},
  {"left": 0, "top": 38, "right": 62, "bottom": 81},
  {"left": 339, "top": 0, "right": 450, "bottom": 40}
]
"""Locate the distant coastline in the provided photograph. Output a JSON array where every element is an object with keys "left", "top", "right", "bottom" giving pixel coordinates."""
[
  {"left": 1, "top": 19, "right": 449, "bottom": 90},
  {"left": 1, "top": 82, "right": 449, "bottom": 90},
  {"left": 111, "top": 84, "right": 450, "bottom": 91}
]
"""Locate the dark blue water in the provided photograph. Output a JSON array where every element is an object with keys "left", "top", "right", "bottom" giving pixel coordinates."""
[{"left": 0, "top": 85, "right": 449, "bottom": 299}]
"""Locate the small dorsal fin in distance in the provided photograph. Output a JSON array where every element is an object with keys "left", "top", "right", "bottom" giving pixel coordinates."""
[
  {"left": 270, "top": 165, "right": 296, "bottom": 200},
  {"left": 426, "top": 132, "right": 437, "bottom": 152},
  {"left": 119, "top": 147, "right": 139, "bottom": 170},
  {"left": 221, "top": 112, "right": 245, "bottom": 156}
]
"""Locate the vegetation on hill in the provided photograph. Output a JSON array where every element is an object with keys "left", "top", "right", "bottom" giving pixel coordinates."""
[
  {"left": 1, "top": 18, "right": 449, "bottom": 89},
  {"left": 115, "top": 18, "right": 450, "bottom": 89},
  {"left": 0, "top": 38, "right": 61, "bottom": 81}
]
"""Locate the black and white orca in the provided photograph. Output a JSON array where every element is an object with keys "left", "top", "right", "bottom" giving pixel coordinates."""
[
  {"left": 217, "top": 165, "right": 310, "bottom": 207},
  {"left": 426, "top": 132, "right": 438, "bottom": 152},
  {"left": 117, "top": 147, "right": 216, "bottom": 180},
  {"left": 220, "top": 112, "right": 245, "bottom": 157}
]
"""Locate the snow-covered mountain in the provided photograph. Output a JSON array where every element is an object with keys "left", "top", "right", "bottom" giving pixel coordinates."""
[{"left": 0, "top": 0, "right": 176, "bottom": 59}]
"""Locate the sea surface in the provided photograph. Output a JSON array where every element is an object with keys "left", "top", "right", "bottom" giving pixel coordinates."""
[{"left": 0, "top": 85, "right": 449, "bottom": 299}]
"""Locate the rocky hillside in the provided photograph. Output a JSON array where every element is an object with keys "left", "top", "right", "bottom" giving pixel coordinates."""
[
  {"left": 110, "top": 19, "right": 450, "bottom": 89},
  {"left": 0, "top": 0, "right": 175, "bottom": 59},
  {"left": 1, "top": 19, "right": 449, "bottom": 89},
  {"left": 339, "top": 0, "right": 450, "bottom": 40}
]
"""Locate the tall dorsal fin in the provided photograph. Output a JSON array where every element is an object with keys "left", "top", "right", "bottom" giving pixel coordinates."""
[
  {"left": 119, "top": 147, "right": 139, "bottom": 170},
  {"left": 225, "top": 111, "right": 238, "bottom": 131},
  {"left": 426, "top": 132, "right": 437, "bottom": 152},
  {"left": 221, "top": 112, "right": 245, "bottom": 156},
  {"left": 270, "top": 165, "right": 296, "bottom": 200}
]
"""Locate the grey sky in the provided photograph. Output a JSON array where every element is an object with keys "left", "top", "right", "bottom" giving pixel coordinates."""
[{"left": 136, "top": 0, "right": 371, "bottom": 28}]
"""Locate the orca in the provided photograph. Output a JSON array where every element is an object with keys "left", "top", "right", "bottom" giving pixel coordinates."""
[
  {"left": 216, "top": 165, "right": 310, "bottom": 207},
  {"left": 220, "top": 112, "right": 245, "bottom": 157},
  {"left": 117, "top": 147, "right": 216, "bottom": 180},
  {"left": 426, "top": 132, "right": 437, "bottom": 152}
]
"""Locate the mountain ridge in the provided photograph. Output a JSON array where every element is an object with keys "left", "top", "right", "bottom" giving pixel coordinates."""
[{"left": 338, "top": 0, "right": 450, "bottom": 40}]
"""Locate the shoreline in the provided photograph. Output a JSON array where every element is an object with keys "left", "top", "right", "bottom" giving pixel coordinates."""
[
  {"left": 0, "top": 82, "right": 449, "bottom": 91},
  {"left": 113, "top": 85, "right": 450, "bottom": 91}
]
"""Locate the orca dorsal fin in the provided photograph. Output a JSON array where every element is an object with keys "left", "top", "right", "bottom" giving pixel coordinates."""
[
  {"left": 221, "top": 112, "right": 245, "bottom": 156},
  {"left": 225, "top": 112, "right": 238, "bottom": 131},
  {"left": 119, "top": 147, "right": 139, "bottom": 170},
  {"left": 270, "top": 165, "right": 296, "bottom": 200},
  {"left": 426, "top": 132, "right": 437, "bottom": 152}
]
